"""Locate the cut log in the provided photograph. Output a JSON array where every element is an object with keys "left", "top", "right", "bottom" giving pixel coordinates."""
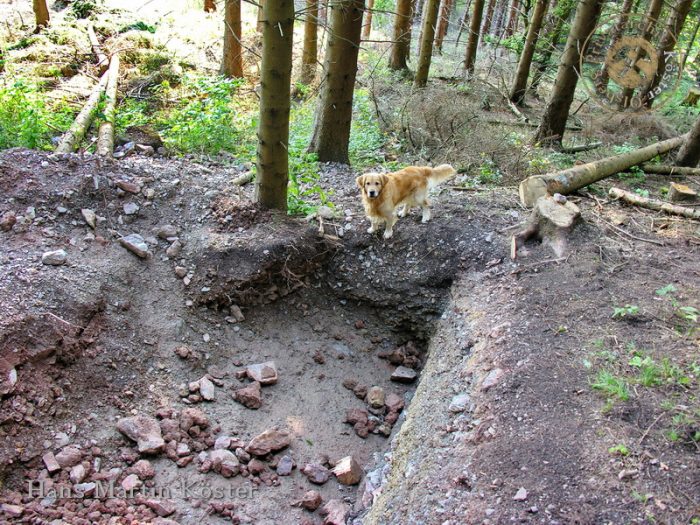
[
  {"left": 96, "top": 54, "right": 119, "bottom": 158},
  {"left": 511, "top": 194, "right": 581, "bottom": 259},
  {"left": 86, "top": 24, "right": 108, "bottom": 73},
  {"left": 232, "top": 172, "right": 254, "bottom": 186},
  {"left": 609, "top": 187, "right": 700, "bottom": 220},
  {"left": 519, "top": 135, "right": 687, "bottom": 207},
  {"left": 668, "top": 182, "right": 698, "bottom": 203},
  {"left": 639, "top": 164, "right": 700, "bottom": 176},
  {"left": 55, "top": 71, "right": 110, "bottom": 154}
]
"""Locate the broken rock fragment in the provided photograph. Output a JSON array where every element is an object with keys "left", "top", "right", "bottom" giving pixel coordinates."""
[
  {"left": 331, "top": 456, "right": 362, "bottom": 485},
  {"left": 245, "top": 428, "right": 291, "bottom": 456},
  {"left": 246, "top": 361, "right": 278, "bottom": 385},
  {"left": 232, "top": 381, "right": 262, "bottom": 409},
  {"left": 301, "top": 463, "right": 330, "bottom": 485},
  {"left": 322, "top": 499, "right": 349, "bottom": 525},
  {"left": 390, "top": 366, "right": 417, "bottom": 383},
  {"left": 117, "top": 415, "right": 165, "bottom": 454},
  {"left": 293, "top": 490, "right": 322, "bottom": 511},
  {"left": 119, "top": 233, "right": 150, "bottom": 258}
]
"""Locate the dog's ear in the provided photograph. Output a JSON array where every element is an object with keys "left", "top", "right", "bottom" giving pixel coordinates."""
[
  {"left": 356, "top": 175, "right": 366, "bottom": 189},
  {"left": 379, "top": 174, "right": 389, "bottom": 187}
]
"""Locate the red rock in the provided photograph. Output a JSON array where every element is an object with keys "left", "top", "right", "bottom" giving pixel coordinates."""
[
  {"left": 55, "top": 446, "right": 83, "bottom": 468},
  {"left": 247, "top": 458, "right": 266, "bottom": 475},
  {"left": 179, "top": 408, "right": 209, "bottom": 430},
  {"left": 232, "top": 381, "right": 262, "bottom": 409},
  {"left": 121, "top": 474, "right": 142, "bottom": 492},
  {"left": 1, "top": 503, "right": 24, "bottom": 518},
  {"left": 353, "top": 384, "right": 368, "bottom": 399},
  {"left": 69, "top": 464, "right": 87, "bottom": 484},
  {"left": 322, "top": 499, "right": 349, "bottom": 525},
  {"left": 354, "top": 320, "right": 365, "bottom": 329},
  {"left": 301, "top": 463, "right": 330, "bottom": 485},
  {"left": 353, "top": 422, "right": 369, "bottom": 438},
  {"left": 246, "top": 362, "right": 278, "bottom": 385},
  {"left": 130, "top": 460, "right": 155, "bottom": 480},
  {"left": 117, "top": 180, "right": 141, "bottom": 194},
  {"left": 345, "top": 408, "right": 368, "bottom": 425},
  {"left": 176, "top": 456, "right": 193, "bottom": 468},
  {"left": 295, "top": 490, "right": 322, "bottom": 511},
  {"left": 385, "top": 392, "right": 404, "bottom": 413},
  {"left": 0, "top": 212, "right": 17, "bottom": 232},
  {"left": 145, "top": 499, "right": 176, "bottom": 517},
  {"left": 342, "top": 378, "right": 357, "bottom": 390},
  {"left": 245, "top": 429, "right": 291, "bottom": 456},
  {"left": 42, "top": 452, "right": 61, "bottom": 473},
  {"left": 384, "top": 412, "right": 399, "bottom": 426},
  {"left": 117, "top": 416, "right": 165, "bottom": 454},
  {"left": 331, "top": 456, "right": 362, "bottom": 485},
  {"left": 209, "top": 450, "right": 240, "bottom": 478}
]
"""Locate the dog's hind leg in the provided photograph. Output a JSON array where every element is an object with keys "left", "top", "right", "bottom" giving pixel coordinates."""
[
  {"left": 420, "top": 197, "right": 431, "bottom": 223},
  {"left": 397, "top": 204, "right": 408, "bottom": 217}
]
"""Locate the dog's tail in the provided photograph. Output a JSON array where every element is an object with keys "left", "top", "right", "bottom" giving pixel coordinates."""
[{"left": 427, "top": 164, "right": 457, "bottom": 188}]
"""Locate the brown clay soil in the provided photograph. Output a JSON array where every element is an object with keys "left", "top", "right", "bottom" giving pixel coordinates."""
[{"left": 0, "top": 145, "right": 698, "bottom": 525}]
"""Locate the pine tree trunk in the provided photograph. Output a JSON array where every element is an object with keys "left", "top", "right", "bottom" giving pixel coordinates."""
[
  {"left": 594, "top": 0, "right": 633, "bottom": 92},
  {"left": 256, "top": 0, "right": 294, "bottom": 211},
  {"left": 503, "top": 0, "right": 520, "bottom": 38},
  {"left": 492, "top": 0, "right": 508, "bottom": 38},
  {"left": 435, "top": 0, "right": 455, "bottom": 52},
  {"left": 308, "top": 0, "right": 365, "bottom": 164},
  {"left": 480, "top": 0, "right": 497, "bottom": 40},
  {"left": 464, "top": 0, "right": 486, "bottom": 75},
  {"left": 204, "top": 0, "right": 216, "bottom": 12},
  {"left": 676, "top": 115, "right": 700, "bottom": 167},
  {"left": 509, "top": 0, "right": 549, "bottom": 104},
  {"left": 221, "top": 0, "right": 243, "bottom": 78},
  {"left": 319, "top": 0, "right": 329, "bottom": 25},
  {"left": 529, "top": 2, "right": 572, "bottom": 91},
  {"left": 681, "top": 17, "right": 700, "bottom": 70},
  {"left": 640, "top": 0, "right": 693, "bottom": 107},
  {"left": 300, "top": 0, "right": 319, "bottom": 84},
  {"left": 33, "top": 0, "right": 50, "bottom": 32},
  {"left": 414, "top": 0, "right": 426, "bottom": 22},
  {"left": 618, "top": 0, "right": 664, "bottom": 106},
  {"left": 414, "top": 0, "right": 441, "bottom": 86},
  {"left": 533, "top": 0, "right": 603, "bottom": 147},
  {"left": 389, "top": 0, "right": 414, "bottom": 70},
  {"left": 362, "top": 0, "right": 375, "bottom": 39},
  {"left": 455, "top": 0, "right": 473, "bottom": 46}
]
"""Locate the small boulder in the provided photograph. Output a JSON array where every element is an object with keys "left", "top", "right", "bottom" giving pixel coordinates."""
[
  {"left": 232, "top": 381, "right": 262, "bottom": 409},
  {"left": 0, "top": 212, "right": 16, "bottom": 232},
  {"left": 117, "top": 415, "right": 165, "bottom": 454},
  {"left": 157, "top": 225, "right": 179, "bottom": 239},
  {"left": 121, "top": 473, "right": 142, "bottom": 492},
  {"left": 246, "top": 361, "right": 278, "bottom": 385},
  {"left": 42, "top": 249, "right": 67, "bottom": 266},
  {"left": 366, "top": 386, "right": 385, "bottom": 409},
  {"left": 246, "top": 429, "right": 291, "bottom": 456},
  {"left": 390, "top": 366, "right": 417, "bottom": 383},
  {"left": 119, "top": 234, "right": 150, "bottom": 258},
  {"left": 209, "top": 449, "right": 240, "bottom": 478},
  {"left": 199, "top": 376, "right": 216, "bottom": 401},
  {"left": 385, "top": 393, "right": 405, "bottom": 413},
  {"left": 145, "top": 499, "right": 176, "bottom": 517},
  {"left": 69, "top": 464, "right": 87, "bottom": 484},
  {"left": 81, "top": 209, "right": 97, "bottom": 229},
  {"left": 55, "top": 446, "right": 83, "bottom": 468},
  {"left": 294, "top": 490, "right": 322, "bottom": 511},
  {"left": 276, "top": 455, "right": 295, "bottom": 476},
  {"left": 481, "top": 368, "right": 503, "bottom": 391},
  {"left": 130, "top": 459, "right": 155, "bottom": 479},
  {"left": 331, "top": 456, "right": 362, "bottom": 485},
  {"left": 322, "top": 499, "right": 349, "bottom": 525},
  {"left": 42, "top": 452, "right": 61, "bottom": 474},
  {"left": 301, "top": 463, "right": 330, "bottom": 485}
]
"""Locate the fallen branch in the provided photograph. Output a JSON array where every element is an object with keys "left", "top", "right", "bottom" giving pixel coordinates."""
[
  {"left": 87, "top": 24, "right": 109, "bottom": 73},
  {"left": 507, "top": 98, "right": 528, "bottom": 122},
  {"left": 609, "top": 187, "right": 700, "bottom": 220},
  {"left": 483, "top": 119, "right": 582, "bottom": 131},
  {"left": 232, "top": 172, "right": 254, "bottom": 186},
  {"left": 96, "top": 54, "right": 119, "bottom": 157},
  {"left": 55, "top": 71, "right": 110, "bottom": 154},
  {"left": 519, "top": 134, "right": 687, "bottom": 207},
  {"left": 561, "top": 141, "right": 603, "bottom": 154},
  {"left": 598, "top": 217, "right": 665, "bottom": 246},
  {"left": 639, "top": 164, "right": 700, "bottom": 176}
]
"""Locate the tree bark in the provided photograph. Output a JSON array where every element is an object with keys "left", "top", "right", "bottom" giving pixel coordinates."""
[
  {"left": 676, "top": 115, "right": 700, "bottom": 167},
  {"left": 257, "top": 0, "right": 265, "bottom": 32},
  {"left": 435, "top": 0, "right": 455, "bottom": 52},
  {"left": 618, "top": 0, "right": 663, "bottom": 106},
  {"left": 533, "top": 0, "right": 603, "bottom": 147},
  {"left": 319, "top": 0, "right": 329, "bottom": 25},
  {"left": 519, "top": 134, "right": 687, "bottom": 206},
  {"left": 594, "top": 0, "right": 634, "bottom": 92},
  {"left": 362, "top": 0, "right": 375, "bottom": 39},
  {"left": 480, "top": 0, "right": 497, "bottom": 40},
  {"left": 609, "top": 187, "right": 700, "bottom": 219},
  {"left": 308, "top": 0, "right": 365, "bottom": 164},
  {"left": 529, "top": 2, "right": 572, "bottom": 91},
  {"left": 56, "top": 71, "right": 110, "bottom": 154},
  {"left": 455, "top": 0, "right": 473, "bottom": 46},
  {"left": 389, "top": 0, "right": 414, "bottom": 70},
  {"left": 87, "top": 24, "right": 109, "bottom": 73},
  {"left": 509, "top": 0, "right": 549, "bottom": 104},
  {"left": 204, "top": 0, "right": 216, "bottom": 12},
  {"left": 464, "top": 0, "right": 486, "bottom": 76},
  {"left": 414, "top": 0, "right": 426, "bottom": 22},
  {"left": 640, "top": 164, "right": 700, "bottom": 175},
  {"left": 97, "top": 55, "right": 120, "bottom": 158},
  {"left": 221, "top": 0, "right": 243, "bottom": 78},
  {"left": 503, "top": 0, "right": 520, "bottom": 38},
  {"left": 300, "top": 0, "right": 319, "bottom": 84},
  {"left": 255, "top": 0, "right": 294, "bottom": 211},
  {"left": 414, "top": 0, "right": 441, "bottom": 87},
  {"left": 640, "top": 0, "right": 693, "bottom": 107},
  {"left": 33, "top": 0, "right": 50, "bottom": 33}
]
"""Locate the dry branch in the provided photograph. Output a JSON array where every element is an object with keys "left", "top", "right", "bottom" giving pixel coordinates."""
[
  {"left": 87, "top": 24, "right": 108, "bottom": 73},
  {"left": 639, "top": 164, "right": 700, "bottom": 176},
  {"left": 232, "top": 172, "right": 254, "bottom": 186},
  {"left": 97, "top": 55, "right": 119, "bottom": 157},
  {"left": 519, "top": 135, "right": 687, "bottom": 207},
  {"left": 55, "top": 71, "right": 109, "bottom": 154},
  {"left": 609, "top": 187, "right": 700, "bottom": 220},
  {"left": 561, "top": 141, "right": 602, "bottom": 154}
]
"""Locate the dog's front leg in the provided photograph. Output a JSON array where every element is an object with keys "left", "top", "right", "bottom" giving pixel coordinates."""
[
  {"left": 383, "top": 216, "right": 397, "bottom": 239},
  {"left": 367, "top": 217, "right": 380, "bottom": 234}
]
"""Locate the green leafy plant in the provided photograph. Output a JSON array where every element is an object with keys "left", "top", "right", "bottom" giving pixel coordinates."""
[
  {"left": 608, "top": 443, "right": 629, "bottom": 456},
  {"left": 591, "top": 370, "right": 630, "bottom": 401},
  {"left": 678, "top": 306, "right": 699, "bottom": 323},
  {"left": 612, "top": 304, "right": 639, "bottom": 318},
  {"left": 655, "top": 284, "right": 677, "bottom": 296}
]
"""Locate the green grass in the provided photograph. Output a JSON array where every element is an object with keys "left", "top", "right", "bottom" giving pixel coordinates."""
[{"left": 591, "top": 370, "right": 630, "bottom": 401}]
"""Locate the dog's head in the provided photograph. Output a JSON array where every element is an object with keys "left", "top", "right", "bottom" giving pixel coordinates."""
[{"left": 356, "top": 173, "right": 389, "bottom": 200}]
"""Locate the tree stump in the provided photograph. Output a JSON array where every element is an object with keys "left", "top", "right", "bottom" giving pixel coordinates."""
[
  {"left": 512, "top": 194, "right": 581, "bottom": 259},
  {"left": 668, "top": 182, "right": 698, "bottom": 203},
  {"left": 682, "top": 87, "right": 700, "bottom": 106}
]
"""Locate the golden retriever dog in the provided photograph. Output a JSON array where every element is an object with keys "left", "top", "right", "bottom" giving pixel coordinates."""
[{"left": 356, "top": 164, "right": 456, "bottom": 239}]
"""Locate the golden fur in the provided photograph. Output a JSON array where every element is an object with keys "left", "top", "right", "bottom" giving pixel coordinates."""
[{"left": 355, "top": 164, "right": 456, "bottom": 239}]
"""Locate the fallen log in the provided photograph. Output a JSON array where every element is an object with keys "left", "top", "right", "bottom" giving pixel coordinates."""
[
  {"left": 232, "top": 172, "right": 254, "bottom": 186},
  {"left": 519, "top": 134, "right": 687, "bottom": 207},
  {"left": 561, "top": 141, "right": 603, "bottom": 154},
  {"left": 639, "top": 164, "right": 700, "bottom": 176},
  {"left": 96, "top": 54, "right": 119, "bottom": 157},
  {"left": 55, "top": 71, "right": 110, "bottom": 154},
  {"left": 87, "top": 24, "right": 109, "bottom": 73},
  {"left": 511, "top": 194, "right": 581, "bottom": 259},
  {"left": 609, "top": 187, "right": 700, "bottom": 220}
]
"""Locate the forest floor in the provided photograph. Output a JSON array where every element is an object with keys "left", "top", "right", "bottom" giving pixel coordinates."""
[{"left": 1, "top": 1, "right": 699, "bottom": 524}]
